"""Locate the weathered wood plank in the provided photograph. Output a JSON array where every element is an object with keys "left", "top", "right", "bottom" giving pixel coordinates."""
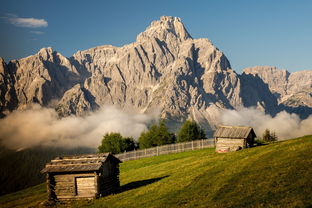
[{"left": 76, "top": 177, "right": 95, "bottom": 196}]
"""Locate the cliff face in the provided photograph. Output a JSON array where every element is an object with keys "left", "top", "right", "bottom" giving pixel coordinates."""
[
  {"left": 243, "top": 66, "right": 312, "bottom": 118},
  {"left": 0, "top": 16, "right": 311, "bottom": 129},
  {"left": 0, "top": 48, "right": 86, "bottom": 113},
  {"left": 66, "top": 16, "right": 243, "bottom": 131},
  {"left": 0, "top": 58, "right": 17, "bottom": 117},
  {"left": 243, "top": 66, "right": 289, "bottom": 100}
]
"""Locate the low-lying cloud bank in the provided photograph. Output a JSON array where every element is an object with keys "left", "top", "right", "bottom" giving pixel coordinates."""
[
  {"left": 220, "top": 107, "right": 312, "bottom": 140},
  {"left": 0, "top": 105, "right": 158, "bottom": 150},
  {"left": 1, "top": 105, "right": 311, "bottom": 150}
]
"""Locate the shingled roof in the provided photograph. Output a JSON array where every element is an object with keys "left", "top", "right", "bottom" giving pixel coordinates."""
[
  {"left": 41, "top": 153, "right": 121, "bottom": 173},
  {"left": 214, "top": 125, "right": 256, "bottom": 139}
]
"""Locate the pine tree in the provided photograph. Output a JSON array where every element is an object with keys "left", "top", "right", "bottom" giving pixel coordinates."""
[
  {"left": 138, "top": 120, "right": 175, "bottom": 149},
  {"left": 177, "top": 120, "right": 206, "bottom": 142},
  {"left": 98, "top": 133, "right": 136, "bottom": 154}
]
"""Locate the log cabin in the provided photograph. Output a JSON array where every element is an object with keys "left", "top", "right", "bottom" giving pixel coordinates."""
[
  {"left": 41, "top": 153, "right": 121, "bottom": 201},
  {"left": 214, "top": 125, "right": 256, "bottom": 153}
]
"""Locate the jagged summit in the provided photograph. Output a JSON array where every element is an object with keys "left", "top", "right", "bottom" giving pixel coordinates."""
[
  {"left": 243, "top": 66, "right": 312, "bottom": 111},
  {"left": 38, "top": 47, "right": 53, "bottom": 54},
  {"left": 136, "top": 16, "right": 192, "bottom": 42},
  {"left": 36, "top": 47, "right": 54, "bottom": 60},
  {"left": 0, "top": 16, "right": 311, "bottom": 127}
]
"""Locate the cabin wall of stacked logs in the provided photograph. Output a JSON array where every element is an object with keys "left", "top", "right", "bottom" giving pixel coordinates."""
[
  {"left": 215, "top": 134, "right": 255, "bottom": 152},
  {"left": 47, "top": 160, "right": 120, "bottom": 200}
]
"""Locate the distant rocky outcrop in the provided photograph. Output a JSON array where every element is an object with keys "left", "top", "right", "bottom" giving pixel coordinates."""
[
  {"left": 0, "top": 48, "right": 87, "bottom": 115},
  {"left": 0, "top": 16, "right": 311, "bottom": 131},
  {"left": 0, "top": 58, "right": 17, "bottom": 117},
  {"left": 243, "top": 66, "right": 312, "bottom": 118}
]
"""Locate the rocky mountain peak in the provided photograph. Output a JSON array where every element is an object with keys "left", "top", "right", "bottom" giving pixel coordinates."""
[
  {"left": 136, "top": 16, "right": 192, "bottom": 43},
  {"left": 242, "top": 66, "right": 312, "bottom": 118},
  {"left": 0, "top": 58, "right": 6, "bottom": 73},
  {"left": 37, "top": 47, "right": 54, "bottom": 60},
  {"left": 243, "top": 66, "right": 290, "bottom": 100},
  {"left": 0, "top": 57, "right": 5, "bottom": 63},
  {"left": 0, "top": 16, "right": 311, "bottom": 129}
]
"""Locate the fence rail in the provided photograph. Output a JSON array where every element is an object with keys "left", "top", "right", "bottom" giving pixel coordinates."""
[{"left": 115, "top": 138, "right": 215, "bottom": 162}]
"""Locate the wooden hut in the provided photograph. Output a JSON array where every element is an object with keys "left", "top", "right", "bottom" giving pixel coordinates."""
[
  {"left": 41, "top": 153, "right": 121, "bottom": 201},
  {"left": 214, "top": 125, "right": 256, "bottom": 153}
]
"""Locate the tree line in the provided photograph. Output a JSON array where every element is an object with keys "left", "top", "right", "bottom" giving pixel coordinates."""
[{"left": 98, "top": 120, "right": 207, "bottom": 154}]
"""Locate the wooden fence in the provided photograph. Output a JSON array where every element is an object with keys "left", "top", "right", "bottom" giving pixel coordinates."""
[{"left": 115, "top": 138, "right": 215, "bottom": 162}]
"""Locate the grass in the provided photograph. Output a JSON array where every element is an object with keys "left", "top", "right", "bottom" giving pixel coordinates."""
[
  {"left": 1, "top": 135, "right": 312, "bottom": 208},
  {"left": 0, "top": 183, "right": 46, "bottom": 207}
]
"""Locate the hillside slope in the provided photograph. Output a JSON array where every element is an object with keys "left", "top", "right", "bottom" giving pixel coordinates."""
[
  {"left": 0, "top": 146, "right": 94, "bottom": 196},
  {"left": 1, "top": 135, "right": 312, "bottom": 208}
]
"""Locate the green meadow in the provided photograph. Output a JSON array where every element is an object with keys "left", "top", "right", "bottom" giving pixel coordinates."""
[{"left": 1, "top": 135, "right": 311, "bottom": 208}]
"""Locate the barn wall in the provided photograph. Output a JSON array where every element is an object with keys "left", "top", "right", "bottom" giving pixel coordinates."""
[
  {"left": 99, "top": 161, "right": 120, "bottom": 196},
  {"left": 53, "top": 173, "right": 97, "bottom": 200},
  {"left": 247, "top": 133, "right": 255, "bottom": 147},
  {"left": 216, "top": 138, "right": 245, "bottom": 152}
]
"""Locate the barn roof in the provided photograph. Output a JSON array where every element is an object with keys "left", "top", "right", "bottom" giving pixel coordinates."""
[
  {"left": 41, "top": 153, "right": 121, "bottom": 173},
  {"left": 214, "top": 125, "right": 256, "bottom": 139}
]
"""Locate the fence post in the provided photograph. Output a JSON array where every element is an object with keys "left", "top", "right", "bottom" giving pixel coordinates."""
[{"left": 114, "top": 138, "right": 213, "bottom": 161}]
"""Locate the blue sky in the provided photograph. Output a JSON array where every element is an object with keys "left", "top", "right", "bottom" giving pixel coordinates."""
[{"left": 0, "top": 0, "right": 311, "bottom": 73}]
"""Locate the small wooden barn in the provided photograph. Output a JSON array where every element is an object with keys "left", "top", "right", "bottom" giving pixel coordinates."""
[
  {"left": 41, "top": 153, "right": 121, "bottom": 201},
  {"left": 214, "top": 125, "right": 256, "bottom": 153}
]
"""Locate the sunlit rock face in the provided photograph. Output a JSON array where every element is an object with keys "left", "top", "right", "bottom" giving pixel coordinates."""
[
  {"left": 243, "top": 66, "right": 312, "bottom": 119},
  {"left": 1, "top": 47, "right": 83, "bottom": 114},
  {"left": 1, "top": 16, "right": 311, "bottom": 130},
  {"left": 67, "top": 16, "right": 243, "bottom": 132}
]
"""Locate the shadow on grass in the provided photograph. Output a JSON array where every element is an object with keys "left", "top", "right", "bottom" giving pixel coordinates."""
[
  {"left": 253, "top": 139, "right": 273, "bottom": 147},
  {"left": 120, "top": 175, "right": 169, "bottom": 193},
  {"left": 253, "top": 143, "right": 269, "bottom": 147}
]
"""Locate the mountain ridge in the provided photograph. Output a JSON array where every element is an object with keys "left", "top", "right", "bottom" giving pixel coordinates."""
[{"left": 0, "top": 16, "right": 311, "bottom": 130}]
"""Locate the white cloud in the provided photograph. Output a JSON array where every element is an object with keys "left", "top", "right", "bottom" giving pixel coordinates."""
[
  {"left": 219, "top": 107, "right": 312, "bottom": 140},
  {"left": 0, "top": 105, "right": 159, "bottom": 150},
  {"left": 30, "top": 31, "right": 44, "bottom": 35},
  {"left": 6, "top": 14, "right": 48, "bottom": 28}
]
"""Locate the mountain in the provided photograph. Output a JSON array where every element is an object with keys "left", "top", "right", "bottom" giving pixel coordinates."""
[
  {"left": 0, "top": 16, "right": 311, "bottom": 131},
  {"left": 243, "top": 66, "right": 312, "bottom": 119},
  {"left": 0, "top": 48, "right": 86, "bottom": 117}
]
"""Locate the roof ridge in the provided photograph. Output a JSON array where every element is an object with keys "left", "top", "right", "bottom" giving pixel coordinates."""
[
  {"left": 218, "top": 125, "right": 251, "bottom": 128},
  {"left": 54, "top": 153, "right": 110, "bottom": 160},
  {"left": 214, "top": 125, "right": 255, "bottom": 139}
]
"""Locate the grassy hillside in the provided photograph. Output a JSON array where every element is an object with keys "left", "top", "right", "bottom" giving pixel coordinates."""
[
  {"left": 0, "top": 146, "right": 94, "bottom": 196},
  {"left": 1, "top": 135, "right": 312, "bottom": 208}
]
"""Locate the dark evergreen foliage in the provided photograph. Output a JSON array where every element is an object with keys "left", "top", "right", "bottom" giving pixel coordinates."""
[
  {"left": 98, "top": 133, "right": 136, "bottom": 154},
  {"left": 262, "top": 129, "right": 278, "bottom": 142},
  {"left": 177, "top": 120, "right": 206, "bottom": 142},
  {"left": 138, "top": 120, "right": 175, "bottom": 149}
]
